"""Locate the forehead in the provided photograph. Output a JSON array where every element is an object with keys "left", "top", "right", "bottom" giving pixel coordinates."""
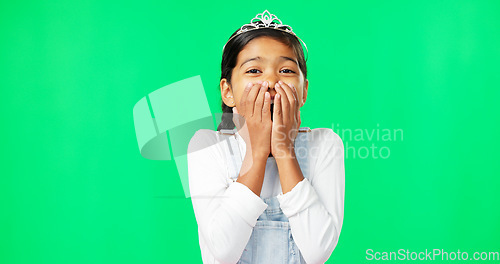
[{"left": 237, "top": 37, "right": 297, "bottom": 63}]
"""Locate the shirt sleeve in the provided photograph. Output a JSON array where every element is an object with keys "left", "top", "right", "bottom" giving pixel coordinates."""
[
  {"left": 276, "top": 129, "right": 345, "bottom": 264},
  {"left": 188, "top": 130, "right": 268, "bottom": 264}
]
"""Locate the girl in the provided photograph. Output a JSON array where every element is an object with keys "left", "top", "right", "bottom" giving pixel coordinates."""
[{"left": 188, "top": 10, "right": 345, "bottom": 264}]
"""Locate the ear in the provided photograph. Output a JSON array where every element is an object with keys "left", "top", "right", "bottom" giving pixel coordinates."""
[
  {"left": 301, "top": 79, "right": 309, "bottom": 107},
  {"left": 220, "top": 78, "right": 235, "bottom": 107}
]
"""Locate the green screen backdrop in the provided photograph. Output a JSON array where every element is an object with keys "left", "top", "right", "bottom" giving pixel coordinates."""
[{"left": 1, "top": 0, "right": 499, "bottom": 263}]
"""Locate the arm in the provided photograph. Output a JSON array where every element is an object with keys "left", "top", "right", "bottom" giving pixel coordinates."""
[
  {"left": 276, "top": 129, "right": 345, "bottom": 264},
  {"left": 188, "top": 130, "right": 268, "bottom": 264},
  {"left": 232, "top": 81, "right": 273, "bottom": 196},
  {"left": 236, "top": 149, "right": 269, "bottom": 196},
  {"left": 275, "top": 151, "right": 304, "bottom": 194}
]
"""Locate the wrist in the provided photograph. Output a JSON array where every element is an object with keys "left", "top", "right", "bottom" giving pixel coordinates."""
[
  {"left": 273, "top": 146, "right": 296, "bottom": 161},
  {"left": 246, "top": 149, "right": 270, "bottom": 161}
]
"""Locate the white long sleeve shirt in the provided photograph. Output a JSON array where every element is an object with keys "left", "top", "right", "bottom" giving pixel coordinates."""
[{"left": 187, "top": 128, "right": 345, "bottom": 264}]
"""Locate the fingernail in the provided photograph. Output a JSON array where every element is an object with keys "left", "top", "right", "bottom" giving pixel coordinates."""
[
  {"left": 278, "top": 80, "right": 283, "bottom": 85},
  {"left": 247, "top": 82, "right": 253, "bottom": 88}
]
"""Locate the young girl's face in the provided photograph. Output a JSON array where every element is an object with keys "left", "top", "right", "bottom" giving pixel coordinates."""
[{"left": 221, "top": 36, "right": 309, "bottom": 110}]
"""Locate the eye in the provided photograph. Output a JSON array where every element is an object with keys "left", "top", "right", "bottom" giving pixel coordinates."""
[
  {"left": 246, "top": 69, "right": 261, "bottom": 74},
  {"left": 280, "top": 69, "right": 296, "bottom": 74}
]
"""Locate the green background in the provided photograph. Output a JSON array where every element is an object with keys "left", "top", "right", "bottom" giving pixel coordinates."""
[{"left": 1, "top": 0, "right": 499, "bottom": 263}]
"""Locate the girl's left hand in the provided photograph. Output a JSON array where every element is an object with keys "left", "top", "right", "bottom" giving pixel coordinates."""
[{"left": 271, "top": 81, "right": 301, "bottom": 158}]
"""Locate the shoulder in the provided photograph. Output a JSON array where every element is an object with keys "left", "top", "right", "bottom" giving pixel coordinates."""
[
  {"left": 309, "top": 128, "right": 344, "bottom": 150},
  {"left": 188, "top": 129, "right": 220, "bottom": 154}
]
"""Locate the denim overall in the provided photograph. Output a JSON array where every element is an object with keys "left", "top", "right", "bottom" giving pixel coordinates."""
[{"left": 218, "top": 129, "right": 309, "bottom": 264}]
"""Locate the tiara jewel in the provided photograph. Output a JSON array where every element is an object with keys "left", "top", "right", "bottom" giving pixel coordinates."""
[
  {"left": 241, "top": 10, "right": 294, "bottom": 34},
  {"left": 254, "top": 10, "right": 282, "bottom": 27},
  {"left": 223, "top": 10, "right": 308, "bottom": 60}
]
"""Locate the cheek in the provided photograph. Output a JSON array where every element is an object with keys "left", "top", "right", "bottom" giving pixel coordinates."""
[
  {"left": 233, "top": 87, "right": 245, "bottom": 107},
  {"left": 234, "top": 87, "right": 243, "bottom": 101}
]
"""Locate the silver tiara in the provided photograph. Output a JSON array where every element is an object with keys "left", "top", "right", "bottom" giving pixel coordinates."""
[{"left": 223, "top": 10, "right": 309, "bottom": 61}]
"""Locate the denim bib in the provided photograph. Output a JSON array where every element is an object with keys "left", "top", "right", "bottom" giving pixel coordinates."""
[{"left": 217, "top": 129, "right": 309, "bottom": 264}]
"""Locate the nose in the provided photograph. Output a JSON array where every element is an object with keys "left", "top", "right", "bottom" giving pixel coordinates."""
[
  {"left": 263, "top": 74, "right": 279, "bottom": 96},
  {"left": 264, "top": 82, "right": 277, "bottom": 100},
  {"left": 266, "top": 76, "right": 279, "bottom": 90}
]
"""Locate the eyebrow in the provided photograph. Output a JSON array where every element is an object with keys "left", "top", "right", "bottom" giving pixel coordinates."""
[{"left": 239, "top": 56, "right": 298, "bottom": 68}]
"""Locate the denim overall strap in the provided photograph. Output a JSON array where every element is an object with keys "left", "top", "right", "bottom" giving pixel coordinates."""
[{"left": 217, "top": 129, "right": 243, "bottom": 183}]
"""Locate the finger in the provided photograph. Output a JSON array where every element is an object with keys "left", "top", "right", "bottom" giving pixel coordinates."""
[
  {"left": 262, "top": 91, "right": 271, "bottom": 121},
  {"left": 254, "top": 81, "right": 267, "bottom": 120},
  {"left": 278, "top": 81, "right": 298, "bottom": 122},
  {"left": 288, "top": 82, "right": 300, "bottom": 113},
  {"left": 239, "top": 82, "right": 253, "bottom": 115},
  {"left": 278, "top": 81, "right": 298, "bottom": 103},
  {"left": 286, "top": 82, "right": 300, "bottom": 126},
  {"left": 246, "top": 82, "right": 262, "bottom": 117},
  {"left": 275, "top": 83, "right": 290, "bottom": 125},
  {"left": 273, "top": 93, "right": 283, "bottom": 126}
]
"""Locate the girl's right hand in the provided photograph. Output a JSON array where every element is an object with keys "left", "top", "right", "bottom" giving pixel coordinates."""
[{"left": 232, "top": 81, "right": 272, "bottom": 159}]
